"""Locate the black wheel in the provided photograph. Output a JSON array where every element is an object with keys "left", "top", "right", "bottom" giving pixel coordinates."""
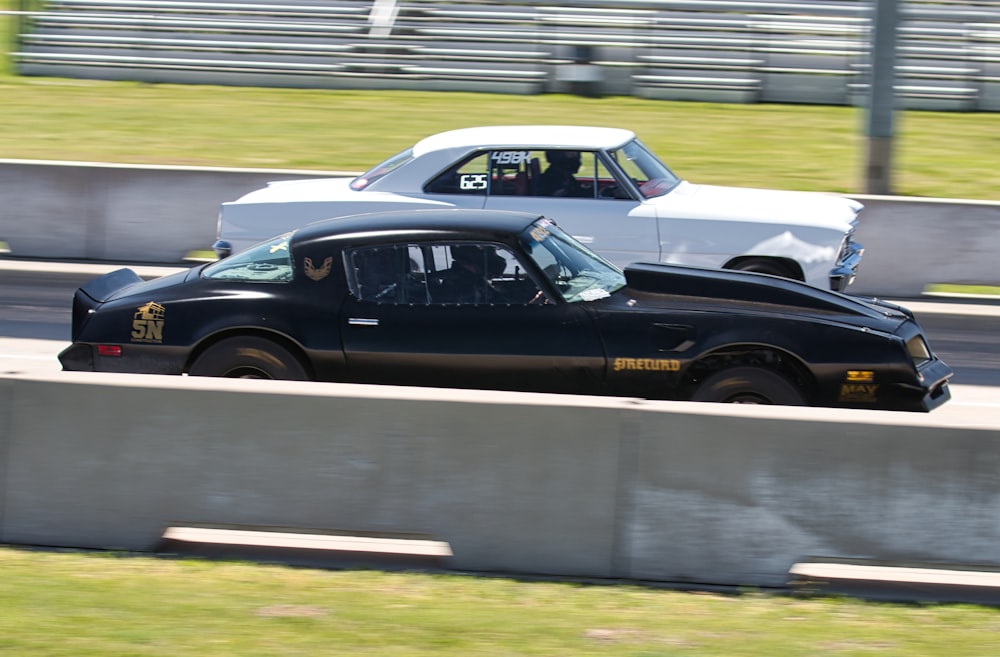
[
  {"left": 189, "top": 336, "right": 309, "bottom": 380},
  {"left": 691, "top": 366, "right": 805, "bottom": 406},
  {"left": 732, "top": 258, "right": 794, "bottom": 279}
]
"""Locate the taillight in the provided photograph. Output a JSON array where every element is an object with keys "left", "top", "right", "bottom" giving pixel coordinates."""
[{"left": 97, "top": 345, "right": 122, "bottom": 357}]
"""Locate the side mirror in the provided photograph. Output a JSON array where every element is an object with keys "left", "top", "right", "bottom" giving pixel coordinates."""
[{"left": 212, "top": 240, "right": 232, "bottom": 260}]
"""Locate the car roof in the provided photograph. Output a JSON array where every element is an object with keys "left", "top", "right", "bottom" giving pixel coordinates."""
[
  {"left": 412, "top": 125, "right": 637, "bottom": 156},
  {"left": 295, "top": 208, "right": 546, "bottom": 246}
]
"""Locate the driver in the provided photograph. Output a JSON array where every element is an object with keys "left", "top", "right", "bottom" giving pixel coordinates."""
[
  {"left": 434, "top": 245, "right": 505, "bottom": 303},
  {"left": 538, "top": 150, "right": 590, "bottom": 198}
]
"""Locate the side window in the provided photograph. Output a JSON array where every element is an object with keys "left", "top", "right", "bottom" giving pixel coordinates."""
[
  {"left": 425, "top": 243, "right": 545, "bottom": 306},
  {"left": 488, "top": 150, "right": 539, "bottom": 196},
  {"left": 595, "top": 156, "right": 632, "bottom": 199},
  {"left": 348, "top": 242, "right": 548, "bottom": 305},
  {"left": 347, "top": 245, "right": 429, "bottom": 304},
  {"left": 425, "top": 152, "right": 490, "bottom": 195},
  {"left": 535, "top": 150, "right": 598, "bottom": 198}
]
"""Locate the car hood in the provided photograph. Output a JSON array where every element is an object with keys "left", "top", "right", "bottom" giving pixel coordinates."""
[
  {"left": 653, "top": 181, "right": 862, "bottom": 231},
  {"left": 622, "top": 262, "right": 908, "bottom": 326}
]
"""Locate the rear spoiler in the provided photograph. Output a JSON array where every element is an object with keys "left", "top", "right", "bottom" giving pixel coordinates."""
[
  {"left": 79, "top": 268, "right": 144, "bottom": 303},
  {"left": 70, "top": 268, "right": 144, "bottom": 342}
]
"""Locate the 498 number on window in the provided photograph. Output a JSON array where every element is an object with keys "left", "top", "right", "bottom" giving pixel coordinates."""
[{"left": 491, "top": 151, "right": 531, "bottom": 165}]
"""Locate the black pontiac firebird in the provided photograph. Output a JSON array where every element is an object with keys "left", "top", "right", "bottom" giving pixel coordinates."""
[{"left": 59, "top": 209, "right": 952, "bottom": 411}]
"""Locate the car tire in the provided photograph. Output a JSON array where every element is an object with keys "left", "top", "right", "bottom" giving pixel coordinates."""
[
  {"left": 732, "top": 258, "right": 794, "bottom": 279},
  {"left": 189, "top": 336, "right": 310, "bottom": 380},
  {"left": 691, "top": 366, "right": 805, "bottom": 406}
]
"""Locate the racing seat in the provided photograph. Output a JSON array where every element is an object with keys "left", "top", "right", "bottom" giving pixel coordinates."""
[
  {"left": 512, "top": 171, "right": 528, "bottom": 195},
  {"left": 528, "top": 157, "right": 541, "bottom": 195}
]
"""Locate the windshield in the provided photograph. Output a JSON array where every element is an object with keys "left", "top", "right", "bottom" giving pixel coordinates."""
[
  {"left": 350, "top": 148, "right": 414, "bottom": 190},
  {"left": 520, "top": 219, "right": 626, "bottom": 303},
  {"left": 607, "top": 138, "right": 681, "bottom": 199},
  {"left": 202, "top": 233, "right": 295, "bottom": 282}
]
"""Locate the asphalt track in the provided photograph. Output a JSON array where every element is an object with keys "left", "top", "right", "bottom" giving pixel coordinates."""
[
  {"left": 1, "top": 258, "right": 998, "bottom": 425},
  {"left": 3, "top": 257, "right": 1000, "bottom": 385}
]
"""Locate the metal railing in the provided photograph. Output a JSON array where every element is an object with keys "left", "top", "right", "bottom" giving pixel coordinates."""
[{"left": 8, "top": 0, "right": 1000, "bottom": 110}]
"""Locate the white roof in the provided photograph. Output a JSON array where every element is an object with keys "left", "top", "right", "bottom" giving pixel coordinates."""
[{"left": 412, "top": 125, "right": 636, "bottom": 156}]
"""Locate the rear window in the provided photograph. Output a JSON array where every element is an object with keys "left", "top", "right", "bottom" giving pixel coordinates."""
[
  {"left": 202, "top": 233, "right": 295, "bottom": 282},
  {"left": 351, "top": 148, "right": 414, "bottom": 190}
]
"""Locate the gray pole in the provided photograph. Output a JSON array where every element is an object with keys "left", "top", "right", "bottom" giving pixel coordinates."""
[{"left": 864, "top": 0, "right": 900, "bottom": 195}]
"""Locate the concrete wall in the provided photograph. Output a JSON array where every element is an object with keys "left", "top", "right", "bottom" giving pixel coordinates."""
[
  {"left": 0, "top": 160, "right": 336, "bottom": 262},
  {"left": 2, "top": 371, "right": 998, "bottom": 587},
  {"left": 1, "top": 159, "right": 999, "bottom": 296},
  {"left": 848, "top": 195, "right": 1000, "bottom": 295}
]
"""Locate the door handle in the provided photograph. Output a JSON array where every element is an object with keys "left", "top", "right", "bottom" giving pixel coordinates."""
[{"left": 348, "top": 318, "right": 380, "bottom": 327}]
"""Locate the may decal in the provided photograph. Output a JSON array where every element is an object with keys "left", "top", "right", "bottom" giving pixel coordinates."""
[
  {"left": 131, "top": 302, "right": 165, "bottom": 343},
  {"left": 839, "top": 384, "right": 879, "bottom": 403},
  {"left": 839, "top": 370, "right": 878, "bottom": 403}
]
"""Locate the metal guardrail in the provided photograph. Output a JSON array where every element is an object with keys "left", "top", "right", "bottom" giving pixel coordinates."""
[{"left": 7, "top": 0, "right": 1000, "bottom": 109}]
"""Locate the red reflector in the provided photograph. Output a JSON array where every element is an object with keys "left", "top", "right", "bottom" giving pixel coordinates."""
[{"left": 97, "top": 345, "right": 122, "bottom": 357}]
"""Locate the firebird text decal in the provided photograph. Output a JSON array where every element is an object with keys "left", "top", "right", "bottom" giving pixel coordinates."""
[
  {"left": 613, "top": 358, "right": 681, "bottom": 372},
  {"left": 304, "top": 256, "right": 333, "bottom": 281},
  {"left": 131, "top": 302, "right": 165, "bottom": 343}
]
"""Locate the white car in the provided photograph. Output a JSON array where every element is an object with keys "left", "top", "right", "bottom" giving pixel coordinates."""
[{"left": 217, "top": 125, "right": 864, "bottom": 290}]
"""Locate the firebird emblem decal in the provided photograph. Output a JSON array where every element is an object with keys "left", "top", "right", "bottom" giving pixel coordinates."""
[{"left": 304, "top": 256, "right": 333, "bottom": 281}]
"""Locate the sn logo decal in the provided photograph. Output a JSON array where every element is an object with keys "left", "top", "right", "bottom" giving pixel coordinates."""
[{"left": 131, "top": 301, "right": 166, "bottom": 343}]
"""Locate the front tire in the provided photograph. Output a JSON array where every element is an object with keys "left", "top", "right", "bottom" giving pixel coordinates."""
[
  {"left": 189, "top": 336, "right": 309, "bottom": 380},
  {"left": 732, "top": 258, "right": 796, "bottom": 279},
  {"left": 691, "top": 366, "right": 805, "bottom": 406}
]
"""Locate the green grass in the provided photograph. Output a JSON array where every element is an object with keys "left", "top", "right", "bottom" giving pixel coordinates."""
[
  {"left": 4, "top": 547, "right": 1000, "bottom": 657},
  {"left": 925, "top": 283, "right": 1000, "bottom": 297}
]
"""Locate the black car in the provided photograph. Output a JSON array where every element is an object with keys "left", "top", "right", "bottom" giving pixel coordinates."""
[{"left": 59, "top": 209, "right": 952, "bottom": 411}]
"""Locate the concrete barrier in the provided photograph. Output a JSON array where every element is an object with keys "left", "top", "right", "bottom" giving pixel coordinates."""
[
  {"left": 1, "top": 159, "right": 999, "bottom": 296},
  {"left": 0, "top": 159, "right": 335, "bottom": 262},
  {"left": 2, "top": 370, "right": 998, "bottom": 587},
  {"left": 849, "top": 194, "right": 1000, "bottom": 296}
]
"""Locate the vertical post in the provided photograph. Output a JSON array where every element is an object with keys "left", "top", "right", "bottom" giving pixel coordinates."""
[{"left": 864, "top": 0, "right": 900, "bottom": 196}]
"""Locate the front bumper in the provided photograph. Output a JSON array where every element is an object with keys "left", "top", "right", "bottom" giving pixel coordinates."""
[
  {"left": 885, "top": 358, "right": 953, "bottom": 412},
  {"left": 913, "top": 358, "right": 954, "bottom": 412},
  {"left": 829, "top": 237, "right": 864, "bottom": 292}
]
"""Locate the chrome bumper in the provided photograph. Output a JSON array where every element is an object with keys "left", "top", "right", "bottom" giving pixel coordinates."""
[{"left": 829, "top": 237, "right": 864, "bottom": 292}]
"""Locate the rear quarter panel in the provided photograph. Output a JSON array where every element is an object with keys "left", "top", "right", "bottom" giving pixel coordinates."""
[{"left": 218, "top": 196, "right": 462, "bottom": 252}]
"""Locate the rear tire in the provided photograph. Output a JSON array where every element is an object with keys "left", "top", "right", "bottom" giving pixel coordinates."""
[
  {"left": 691, "top": 366, "right": 805, "bottom": 406},
  {"left": 189, "top": 336, "right": 309, "bottom": 380}
]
